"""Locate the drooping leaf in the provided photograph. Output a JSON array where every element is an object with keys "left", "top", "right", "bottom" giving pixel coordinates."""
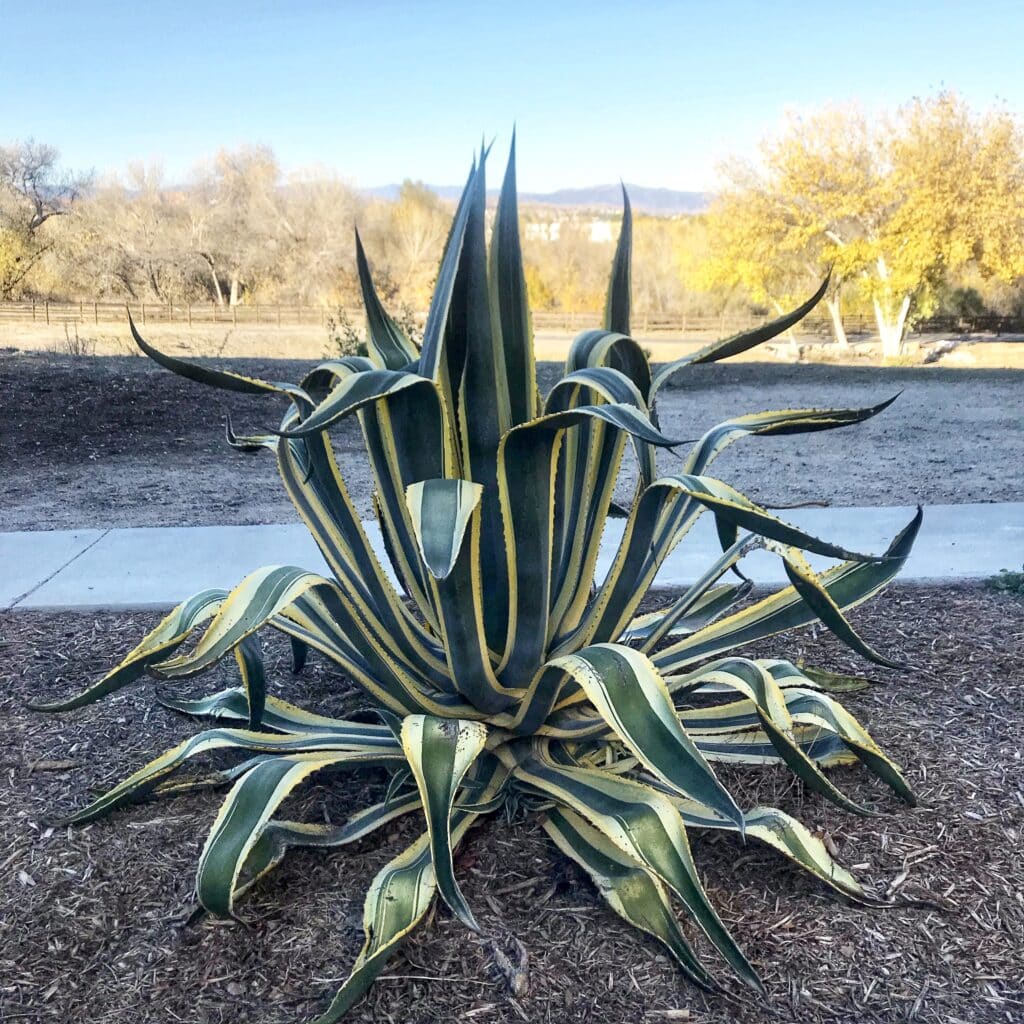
[
  {"left": 400, "top": 715, "right": 488, "bottom": 929},
  {"left": 543, "top": 806, "right": 715, "bottom": 989},
  {"left": 650, "top": 274, "right": 830, "bottom": 398}
]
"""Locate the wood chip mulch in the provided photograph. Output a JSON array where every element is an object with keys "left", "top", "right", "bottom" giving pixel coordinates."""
[{"left": 1, "top": 585, "right": 1022, "bottom": 1024}]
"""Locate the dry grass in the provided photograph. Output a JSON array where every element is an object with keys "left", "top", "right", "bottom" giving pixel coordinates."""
[{"left": 1, "top": 586, "right": 1022, "bottom": 1023}]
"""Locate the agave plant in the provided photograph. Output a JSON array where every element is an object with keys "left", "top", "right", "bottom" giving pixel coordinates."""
[{"left": 38, "top": 138, "right": 921, "bottom": 1022}]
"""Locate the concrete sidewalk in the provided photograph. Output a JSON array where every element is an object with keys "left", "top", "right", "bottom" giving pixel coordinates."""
[{"left": 3, "top": 503, "right": 1022, "bottom": 612}]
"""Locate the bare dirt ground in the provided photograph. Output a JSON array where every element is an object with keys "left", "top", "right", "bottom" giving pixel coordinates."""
[
  {"left": 1, "top": 352, "right": 1021, "bottom": 532},
  {"left": 2, "top": 586, "right": 1022, "bottom": 1023}
]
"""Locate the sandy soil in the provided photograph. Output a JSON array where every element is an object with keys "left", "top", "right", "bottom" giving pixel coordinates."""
[
  {"left": 2, "top": 352, "right": 1020, "bottom": 532},
  {"left": 2, "top": 586, "right": 1022, "bottom": 1023}
]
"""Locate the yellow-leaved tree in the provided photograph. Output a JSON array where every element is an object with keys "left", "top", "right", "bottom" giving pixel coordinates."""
[{"left": 702, "top": 93, "right": 1024, "bottom": 356}]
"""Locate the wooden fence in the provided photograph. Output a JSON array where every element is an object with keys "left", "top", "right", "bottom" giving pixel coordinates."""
[{"left": 2, "top": 300, "right": 1021, "bottom": 337}]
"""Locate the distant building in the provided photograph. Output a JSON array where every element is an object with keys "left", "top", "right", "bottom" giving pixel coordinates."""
[
  {"left": 523, "top": 212, "right": 617, "bottom": 244},
  {"left": 525, "top": 220, "right": 562, "bottom": 242}
]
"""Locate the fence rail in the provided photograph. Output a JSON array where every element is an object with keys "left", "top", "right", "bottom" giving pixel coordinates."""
[{"left": 2, "top": 300, "right": 1022, "bottom": 338}]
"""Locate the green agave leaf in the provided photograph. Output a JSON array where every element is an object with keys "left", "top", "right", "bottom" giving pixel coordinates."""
[
  {"left": 672, "top": 800, "right": 870, "bottom": 903},
  {"left": 63, "top": 726, "right": 402, "bottom": 825},
  {"left": 543, "top": 806, "right": 716, "bottom": 990},
  {"left": 650, "top": 274, "right": 830, "bottom": 398},
  {"left": 274, "top": 369, "right": 435, "bottom": 438},
  {"left": 310, "top": 830, "right": 437, "bottom": 1024},
  {"left": 546, "top": 365, "right": 658, "bottom": 485},
  {"left": 782, "top": 550, "right": 906, "bottom": 669},
  {"left": 565, "top": 328, "right": 652, "bottom": 400},
  {"left": 692, "top": 726, "right": 853, "bottom": 766},
  {"left": 232, "top": 793, "right": 424, "bottom": 904},
  {"left": 682, "top": 396, "right": 899, "bottom": 476},
  {"left": 672, "top": 658, "right": 873, "bottom": 816},
  {"left": 224, "top": 411, "right": 278, "bottom": 452},
  {"left": 497, "top": 403, "right": 678, "bottom": 687},
  {"left": 545, "top": 365, "right": 652, "bottom": 647},
  {"left": 547, "top": 644, "right": 743, "bottom": 830},
  {"left": 406, "top": 478, "right": 516, "bottom": 714},
  {"left": 277, "top": 395, "right": 446, "bottom": 651},
  {"left": 310, "top": 759, "right": 507, "bottom": 1024},
  {"left": 198, "top": 752, "right": 357, "bottom": 917},
  {"left": 633, "top": 537, "right": 756, "bottom": 653},
  {"left": 406, "top": 478, "right": 483, "bottom": 580},
  {"left": 129, "top": 314, "right": 312, "bottom": 408},
  {"left": 775, "top": 683, "right": 916, "bottom": 805},
  {"left": 621, "top": 580, "right": 752, "bottom": 645},
  {"left": 490, "top": 130, "right": 537, "bottom": 426},
  {"left": 354, "top": 228, "right": 420, "bottom": 369},
  {"left": 156, "top": 685, "right": 391, "bottom": 737},
  {"left": 401, "top": 715, "right": 488, "bottom": 930},
  {"left": 154, "top": 566, "right": 328, "bottom": 679},
  {"left": 418, "top": 158, "right": 479, "bottom": 384},
  {"left": 235, "top": 634, "right": 266, "bottom": 730},
  {"left": 29, "top": 588, "right": 227, "bottom": 711},
  {"left": 516, "top": 749, "right": 763, "bottom": 993},
  {"left": 604, "top": 185, "right": 632, "bottom": 335},
  {"left": 786, "top": 660, "right": 875, "bottom": 693},
  {"left": 654, "top": 473, "right": 886, "bottom": 563},
  {"left": 653, "top": 507, "right": 922, "bottom": 672}
]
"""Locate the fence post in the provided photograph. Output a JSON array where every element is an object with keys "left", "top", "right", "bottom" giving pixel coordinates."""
[
  {"left": 32, "top": 301, "right": 36, "bottom": 322},
  {"left": 232, "top": 304, "right": 237, "bottom": 327},
  {"left": 45, "top": 300, "right": 50, "bottom": 325},
  {"left": 94, "top": 302, "right": 99, "bottom": 324},
  {"left": 277, "top": 305, "right": 282, "bottom": 327},
  {"left": 141, "top": 302, "right": 146, "bottom": 325}
]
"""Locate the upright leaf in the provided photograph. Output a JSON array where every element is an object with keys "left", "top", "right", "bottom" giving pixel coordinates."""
[
  {"left": 490, "top": 132, "right": 537, "bottom": 425},
  {"left": 604, "top": 185, "right": 632, "bottom": 335},
  {"left": 354, "top": 229, "right": 419, "bottom": 369}
]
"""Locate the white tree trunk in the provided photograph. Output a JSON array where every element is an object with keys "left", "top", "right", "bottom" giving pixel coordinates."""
[
  {"left": 873, "top": 295, "right": 911, "bottom": 358},
  {"left": 825, "top": 296, "right": 848, "bottom": 347},
  {"left": 229, "top": 276, "right": 241, "bottom": 307},
  {"left": 772, "top": 300, "right": 800, "bottom": 353}
]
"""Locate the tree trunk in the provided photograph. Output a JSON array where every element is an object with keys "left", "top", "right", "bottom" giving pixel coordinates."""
[
  {"left": 229, "top": 275, "right": 241, "bottom": 307},
  {"left": 771, "top": 300, "right": 800, "bottom": 353},
  {"left": 824, "top": 296, "right": 848, "bottom": 347},
  {"left": 873, "top": 295, "right": 911, "bottom": 358},
  {"left": 199, "top": 253, "right": 225, "bottom": 305}
]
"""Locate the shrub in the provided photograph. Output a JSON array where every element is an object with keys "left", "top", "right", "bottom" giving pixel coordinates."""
[
  {"left": 38, "top": 138, "right": 921, "bottom": 1021},
  {"left": 987, "top": 566, "right": 1024, "bottom": 597}
]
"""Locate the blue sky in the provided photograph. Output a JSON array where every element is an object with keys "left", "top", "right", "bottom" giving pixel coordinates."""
[{"left": 1, "top": 0, "right": 1021, "bottom": 191}]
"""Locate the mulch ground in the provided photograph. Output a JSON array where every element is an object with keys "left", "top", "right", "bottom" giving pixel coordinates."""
[{"left": 1, "top": 586, "right": 1022, "bottom": 1024}]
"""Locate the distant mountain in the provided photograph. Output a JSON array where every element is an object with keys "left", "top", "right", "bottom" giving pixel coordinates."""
[{"left": 364, "top": 183, "right": 709, "bottom": 215}]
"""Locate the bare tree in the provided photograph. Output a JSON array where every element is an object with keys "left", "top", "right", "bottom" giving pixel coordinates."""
[
  {"left": 61, "top": 164, "right": 204, "bottom": 302},
  {"left": 0, "top": 139, "right": 91, "bottom": 297}
]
